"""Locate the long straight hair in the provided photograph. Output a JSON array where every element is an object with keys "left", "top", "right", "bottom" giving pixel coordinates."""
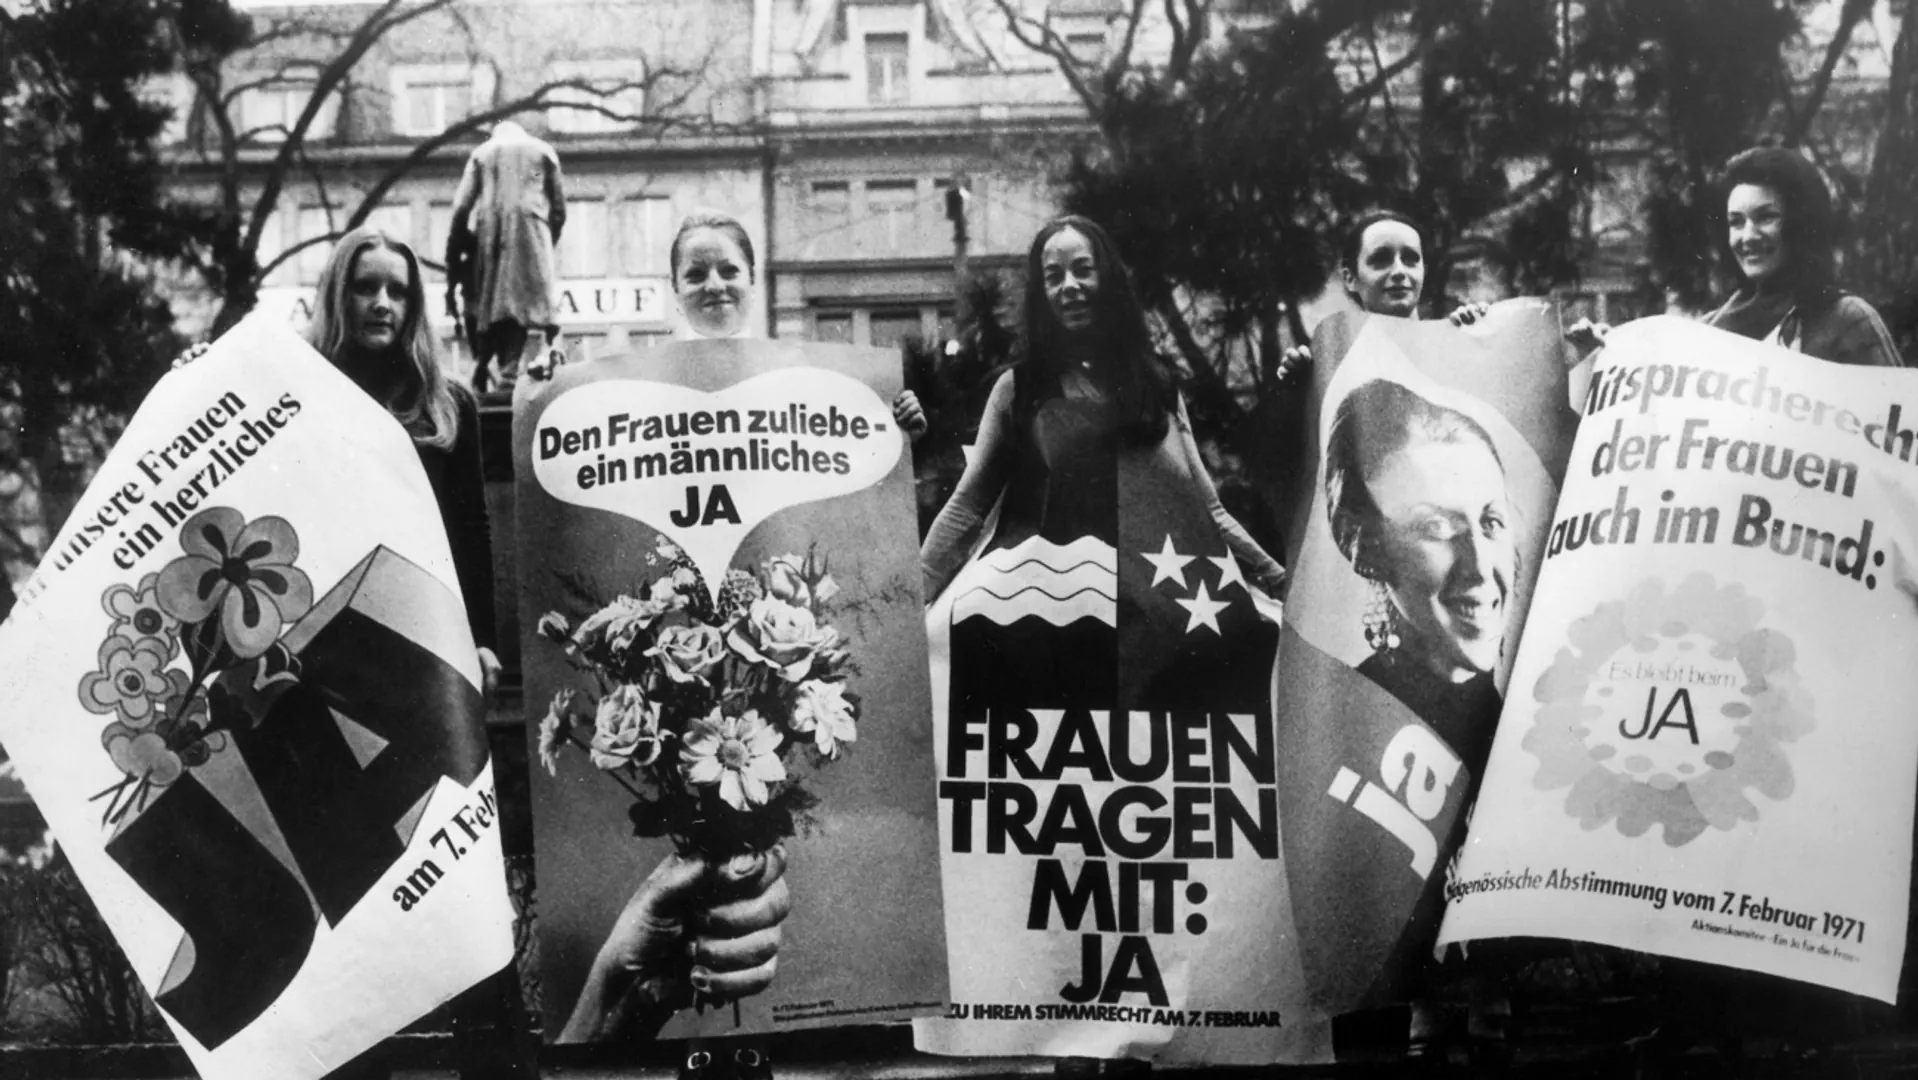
[
  {"left": 1014, "top": 215, "right": 1175, "bottom": 445},
  {"left": 306, "top": 226, "right": 459, "bottom": 450}
]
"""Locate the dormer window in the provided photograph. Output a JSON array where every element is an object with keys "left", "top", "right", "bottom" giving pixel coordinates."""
[{"left": 865, "top": 33, "right": 909, "bottom": 104}]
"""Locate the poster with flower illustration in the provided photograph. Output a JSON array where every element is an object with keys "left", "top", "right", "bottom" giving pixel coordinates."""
[
  {"left": 1439, "top": 316, "right": 1918, "bottom": 1002},
  {"left": 0, "top": 315, "right": 513, "bottom": 1080},
  {"left": 514, "top": 338, "right": 946, "bottom": 1043}
]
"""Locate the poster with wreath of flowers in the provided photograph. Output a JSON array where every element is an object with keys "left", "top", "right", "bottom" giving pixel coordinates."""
[
  {"left": 0, "top": 316, "right": 513, "bottom": 1080},
  {"left": 514, "top": 338, "right": 947, "bottom": 1042},
  {"left": 1439, "top": 316, "right": 1918, "bottom": 1003}
]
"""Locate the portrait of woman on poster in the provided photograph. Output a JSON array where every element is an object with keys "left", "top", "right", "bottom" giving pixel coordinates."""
[
  {"left": 919, "top": 214, "right": 1285, "bottom": 603},
  {"left": 1324, "top": 378, "right": 1515, "bottom": 774}
]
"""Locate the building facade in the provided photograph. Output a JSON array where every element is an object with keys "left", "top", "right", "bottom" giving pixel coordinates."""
[{"left": 155, "top": 0, "right": 1091, "bottom": 366}]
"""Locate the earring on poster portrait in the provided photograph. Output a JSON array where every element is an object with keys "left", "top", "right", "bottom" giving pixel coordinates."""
[{"left": 1362, "top": 578, "right": 1401, "bottom": 653}]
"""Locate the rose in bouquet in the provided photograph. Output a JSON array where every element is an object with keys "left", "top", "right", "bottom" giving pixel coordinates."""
[{"left": 537, "top": 539, "right": 860, "bottom": 858}]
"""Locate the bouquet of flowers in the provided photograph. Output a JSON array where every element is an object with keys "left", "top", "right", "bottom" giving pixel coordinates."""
[
  {"left": 536, "top": 538, "right": 860, "bottom": 857},
  {"left": 79, "top": 508, "right": 312, "bottom": 827}
]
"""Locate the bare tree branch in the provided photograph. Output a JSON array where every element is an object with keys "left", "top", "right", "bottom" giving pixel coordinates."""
[{"left": 1785, "top": 0, "right": 1873, "bottom": 146}]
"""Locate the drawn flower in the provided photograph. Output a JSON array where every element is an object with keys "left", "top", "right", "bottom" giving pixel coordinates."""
[
  {"left": 680, "top": 708, "right": 786, "bottom": 810},
  {"left": 101, "top": 692, "right": 224, "bottom": 791},
  {"left": 648, "top": 623, "right": 727, "bottom": 684},
  {"left": 790, "top": 679, "right": 858, "bottom": 757},
  {"left": 155, "top": 508, "right": 313, "bottom": 659},
  {"left": 79, "top": 636, "right": 187, "bottom": 726},
  {"left": 102, "top": 573, "right": 179, "bottom": 644},
  {"left": 588, "top": 684, "right": 662, "bottom": 770},
  {"left": 102, "top": 723, "right": 185, "bottom": 789},
  {"left": 1523, "top": 572, "right": 1810, "bottom": 846},
  {"left": 573, "top": 595, "right": 671, "bottom": 659},
  {"left": 728, "top": 596, "right": 839, "bottom": 681}
]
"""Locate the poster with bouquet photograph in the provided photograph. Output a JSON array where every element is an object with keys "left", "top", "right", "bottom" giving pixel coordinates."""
[
  {"left": 514, "top": 339, "right": 947, "bottom": 1043},
  {"left": 0, "top": 316, "right": 513, "bottom": 1080}
]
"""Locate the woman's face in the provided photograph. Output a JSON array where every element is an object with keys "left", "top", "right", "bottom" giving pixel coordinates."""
[
  {"left": 1366, "top": 437, "right": 1514, "bottom": 681},
  {"left": 1041, "top": 226, "right": 1101, "bottom": 337},
  {"left": 1726, "top": 182, "right": 1787, "bottom": 285},
  {"left": 675, "top": 227, "right": 753, "bottom": 338},
  {"left": 346, "top": 246, "right": 410, "bottom": 353},
  {"left": 1345, "top": 220, "right": 1424, "bottom": 317}
]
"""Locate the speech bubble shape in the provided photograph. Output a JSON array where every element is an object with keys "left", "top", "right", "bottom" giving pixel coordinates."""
[{"left": 530, "top": 368, "right": 903, "bottom": 595}]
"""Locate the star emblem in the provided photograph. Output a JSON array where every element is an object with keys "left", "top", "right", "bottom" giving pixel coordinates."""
[
  {"left": 1175, "top": 580, "right": 1230, "bottom": 634},
  {"left": 1209, "top": 554, "right": 1246, "bottom": 592},
  {"left": 1141, "top": 535, "right": 1194, "bottom": 588}
]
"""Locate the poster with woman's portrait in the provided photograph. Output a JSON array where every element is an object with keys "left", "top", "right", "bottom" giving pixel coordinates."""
[
  {"left": 1265, "top": 300, "right": 1576, "bottom": 1015},
  {"left": 513, "top": 339, "right": 947, "bottom": 1044}
]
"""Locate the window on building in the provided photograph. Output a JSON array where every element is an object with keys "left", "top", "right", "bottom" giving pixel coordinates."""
[
  {"left": 237, "top": 65, "right": 338, "bottom": 143},
  {"left": 558, "top": 197, "right": 610, "bottom": 277},
  {"left": 256, "top": 210, "right": 292, "bottom": 287},
  {"left": 363, "top": 202, "right": 413, "bottom": 246},
  {"left": 392, "top": 64, "right": 491, "bottom": 136},
  {"left": 814, "top": 313, "right": 853, "bottom": 343},
  {"left": 427, "top": 201, "right": 456, "bottom": 280},
  {"left": 546, "top": 59, "right": 647, "bottom": 135},
  {"left": 865, "top": 33, "right": 909, "bottom": 104},
  {"left": 811, "top": 181, "right": 851, "bottom": 213},
  {"left": 866, "top": 179, "right": 917, "bottom": 251},
  {"left": 614, "top": 195, "right": 674, "bottom": 275},
  {"left": 294, "top": 203, "right": 410, "bottom": 284},
  {"left": 296, "top": 205, "right": 336, "bottom": 285},
  {"left": 869, "top": 308, "right": 923, "bottom": 349},
  {"left": 1065, "top": 32, "right": 1106, "bottom": 59}
]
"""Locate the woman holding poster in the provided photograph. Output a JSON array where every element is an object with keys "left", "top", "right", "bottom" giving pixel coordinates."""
[
  {"left": 1570, "top": 146, "right": 1903, "bottom": 368},
  {"left": 665, "top": 209, "right": 928, "bottom": 438},
  {"left": 916, "top": 217, "right": 1308, "bottom": 1067},
  {"left": 920, "top": 215, "right": 1283, "bottom": 604}
]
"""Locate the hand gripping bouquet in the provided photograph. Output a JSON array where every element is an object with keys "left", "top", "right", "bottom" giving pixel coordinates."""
[{"left": 536, "top": 538, "right": 858, "bottom": 861}]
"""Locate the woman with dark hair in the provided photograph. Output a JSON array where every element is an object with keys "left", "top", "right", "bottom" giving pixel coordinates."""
[
  {"left": 1571, "top": 146, "right": 1903, "bottom": 367},
  {"left": 1708, "top": 146, "right": 1901, "bottom": 365},
  {"left": 1278, "top": 211, "right": 1489, "bottom": 378},
  {"left": 920, "top": 215, "right": 1283, "bottom": 602},
  {"left": 1323, "top": 380, "right": 1513, "bottom": 760}
]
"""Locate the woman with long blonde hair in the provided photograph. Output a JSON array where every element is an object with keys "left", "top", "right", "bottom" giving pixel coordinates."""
[{"left": 306, "top": 225, "right": 500, "bottom": 691}]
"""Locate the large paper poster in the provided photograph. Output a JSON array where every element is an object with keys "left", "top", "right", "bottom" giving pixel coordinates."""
[
  {"left": 916, "top": 380, "right": 1324, "bottom": 1064},
  {"left": 1439, "top": 316, "right": 1918, "bottom": 1002},
  {"left": 515, "top": 339, "right": 947, "bottom": 1042},
  {"left": 1270, "top": 301, "right": 1575, "bottom": 1015},
  {"left": 0, "top": 317, "right": 513, "bottom": 1080}
]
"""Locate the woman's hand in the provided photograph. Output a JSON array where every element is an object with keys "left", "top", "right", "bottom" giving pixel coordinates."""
[
  {"left": 1276, "top": 345, "right": 1311, "bottom": 383},
  {"left": 1448, "top": 302, "right": 1492, "bottom": 327},
  {"left": 170, "top": 343, "right": 211, "bottom": 371},
  {"left": 1566, "top": 318, "right": 1611, "bottom": 359},
  {"left": 475, "top": 646, "right": 501, "bottom": 698},
  {"left": 559, "top": 845, "right": 790, "bottom": 1043},
  {"left": 892, "top": 390, "right": 928, "bottom": 443}
]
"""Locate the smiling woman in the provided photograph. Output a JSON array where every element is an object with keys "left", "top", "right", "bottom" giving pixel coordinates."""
[
  {"left": 1703, "top": 147, "right": 1902, "bottom": 367},
  {"left": 1324, "top": 379, "right": 1512, "bottom": 761}
]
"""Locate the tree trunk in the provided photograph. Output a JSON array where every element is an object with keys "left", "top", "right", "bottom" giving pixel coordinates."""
[{"left": 1857, "top": 4, "right": 1917, "bottom": 358}]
